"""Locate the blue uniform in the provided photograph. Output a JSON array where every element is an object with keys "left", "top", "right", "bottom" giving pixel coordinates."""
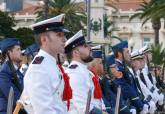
[
  {"left": 0, "top": 61, "right": 23, "bottom": 113},
  {"left": 100, "top": 77, "right": 132, "bottom": 114},
  {"left": 115, "top": 60, "right": 144, "bottom": 112}
]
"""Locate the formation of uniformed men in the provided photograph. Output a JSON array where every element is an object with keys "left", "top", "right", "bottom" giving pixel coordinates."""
[{"left": 0, "top": 13, "right": 164, "bottom": 114}]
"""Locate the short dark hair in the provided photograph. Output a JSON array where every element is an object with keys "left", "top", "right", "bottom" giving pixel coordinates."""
[
  {"left": 65, "top": 51, "right": 73, "bottom": 63},
  {"left": 113, "top": 48, "right": 123, "bottom": 58},
  {"left": 35, "top": 32, "right": 53, "bottom": 46},
  {"left": 2, "top": 46, "right": 15, "bottom": 62},
  {"left": 34, "top": 34, "right": 42, "bottom": 46}
]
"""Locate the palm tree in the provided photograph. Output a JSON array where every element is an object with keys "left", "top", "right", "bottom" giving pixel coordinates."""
[
  {"left": 130, "top": 0, "right": 165, "bottom": 44},
  {"left": 151, "top": 43, "right": 165, "bottom": 66},
  {"left": 36, "top": 0, "right": 86, "bottom": 37},
  {"left": 151, "top": 43, "right": 165, "bottom": 77}
]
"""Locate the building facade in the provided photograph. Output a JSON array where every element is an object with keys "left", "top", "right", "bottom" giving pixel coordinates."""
[
  {"left": 106, "top": 0, "right": 165, "bottom": 51},
  {"left": 5, "top": 0, "right": 165, "bottom": 51}
]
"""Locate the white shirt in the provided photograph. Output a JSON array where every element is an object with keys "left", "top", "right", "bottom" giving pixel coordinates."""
[
  {"left": 66, "top": 61, "right": 102, "bottom": 114},
  {"left": 142, "top": 63, "right": 160, "bottom": 103},
  {"left": 136, "top": 70, "right": 153, "bottom": 100},
  {"left": 142, "top": 63, "right": 155, "bottom": 90},
  {"left": 23, "top": 49, "right": 67, "bottom": 114},
  {"left": 19, "top": 64, "right": 28, "bottom": 75}
]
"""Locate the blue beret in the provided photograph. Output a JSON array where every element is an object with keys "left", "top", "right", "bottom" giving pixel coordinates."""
[
  {"left": 106, "top": 54, "right": 115, "bottom": 66},
  {"left": 1, "top": 38, "right": 21, "bottom": 53},
  {"left": 24, "top": 43, "right": 39, "bottom": 56},
  {"left": 92, "top": 50, "right": 102, "bottom": 58},
  {"left": 112, "top": 41, "right": 128, "bottom": 52}
]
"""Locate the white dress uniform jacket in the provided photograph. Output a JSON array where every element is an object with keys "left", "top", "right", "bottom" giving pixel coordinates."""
[
  {"left": 23, "top": 49, "right": 68, "bottom": 114},
  {"left": 66, "top": 61, "right": 103, "bottom": 114},
  {"left": 135, "top": 70, "right": 156, "bottom": 114},
  {"left": 142, "top": 63, "right": 164, "bottom": 105},
  {"left": 142, "top": 64, "right": 155, "bottom": 90}
]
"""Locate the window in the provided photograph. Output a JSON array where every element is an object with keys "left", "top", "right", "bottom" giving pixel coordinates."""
[
  {"left": 121, "top": 37, "right": 128, "bottom": 41},
  {"left": 143, "top": 37, "right": 151, "bottom": 46},
  {"left": 95, "top": 0, "right": 98, "bottom": 2}
]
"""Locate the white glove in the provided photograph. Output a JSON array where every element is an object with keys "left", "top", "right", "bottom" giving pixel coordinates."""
[
  {"left": 130, "top": 108, "right": 136, "bottom": 114},
  {"left": 151, "top": 90, "right": 159, "bottom": 103},
  {"left": 148, "top": 101, "right": 156, "bottom": 114},
  {"left": 140, "top": 104, "right": 148, "bottom": 114},
  {"left": 158, "top": 93, "right": 164, "bottom": 105}
]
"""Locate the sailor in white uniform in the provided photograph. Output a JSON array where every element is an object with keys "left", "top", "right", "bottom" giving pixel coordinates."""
[
  {"left": 65, "top": 30, "right": 105, "bottom": 114},
  {"left": 23, "top": 14, "right": 71, "bottom": 114},
  {"left": 140, "top": 45, "right": 164, "bottom": 105},
  {"left": 130, "top": 50, "right": 156, "bottom": 114}
]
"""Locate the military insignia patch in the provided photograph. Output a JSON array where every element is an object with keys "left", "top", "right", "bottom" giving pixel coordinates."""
[
  {"left": 69, "top": 64, "right": 78, "bottom": 69},
  {"left": 32, "top": 56, "right": 44, "bottom": 64}
]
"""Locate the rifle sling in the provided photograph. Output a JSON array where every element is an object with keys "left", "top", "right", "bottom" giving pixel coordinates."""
[{"left": 7, "top": 61, "right": 22, "bottom": 92}]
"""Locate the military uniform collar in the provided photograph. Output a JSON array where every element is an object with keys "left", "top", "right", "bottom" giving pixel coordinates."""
[
  {"left": 39, "top": 49, "right": 57, "bottom": 64},
  {"left": 70, "top": 60, "right": 87, "bottom": 69},
  {"left": 13, "top": 64, "right": 19, "bottom": 70},
  {"left": 136, "top": 70, "right": 140, "bottom": 75},
  {"left": 115, "top": 59, "right": 123, "bottom": 64}
]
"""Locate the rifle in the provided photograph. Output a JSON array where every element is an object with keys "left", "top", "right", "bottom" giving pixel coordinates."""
[
  {"left": 146, "top": 55, "right": 154, "bottom": 84},
  {"left": 85, "top": 89, "right": 92, "bottom": 114},
  {"left": 132, "top": 68, "right": 145, "bottom": 100},
  {"left": 7, "top": 87, "right": 14, "bottom": 114},
  {"left": 13, "top": 94, "right": 23, "bottom": 114},
  {"left": 115, "top": 86, "right": 121, "bottom": 114},
  {"left": 121, "top": 51, "right": 131, "bottom": 83},
  {"left": 101, "top": 45, "right": 107, "bottom": 74},
  {"left": 101, "top": 45, "right": 113, "bottom": 79}
]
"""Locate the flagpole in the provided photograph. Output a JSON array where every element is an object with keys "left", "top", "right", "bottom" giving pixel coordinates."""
[{"left": 87, "top": 0, "right": 91, "bottom": 41}]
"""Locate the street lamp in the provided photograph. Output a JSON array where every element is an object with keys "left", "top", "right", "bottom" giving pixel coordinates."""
[{"left": 129, "top": 38, "right": 134, "bottom": 52}]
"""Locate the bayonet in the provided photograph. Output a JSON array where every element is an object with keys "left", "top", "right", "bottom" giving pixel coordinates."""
[
  {"left": 115, "top": 86, "right": 121, "bottom": 114},
  {"left": 7, "top": 87, "right": 14, "bottom": 114},
  {"left": 85, "top": 89, "right": 92, "bottom": 114}
]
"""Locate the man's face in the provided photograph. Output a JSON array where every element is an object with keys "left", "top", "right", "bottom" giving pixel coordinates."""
[
  {"left": 139, "top": 58, "right": 145, "bottom": 69},
  {"left": 123, "top": 48, "right": 131, "bottom": 62},
  {"left": 76, "top": 44, "right": 93, "bottom": 63},
  {"left": 94, "top": 58, "right": 104, "bottom": 76},
  {"left": 131, "top": 59, "right": 141, "bottom": 70},
  {"left": 46, "top": 31, "right": 66, "bottom": 55},
  {"left": 9, "top": 45, "right": 22, "bottom": 63},
  {"left": 152, "top": 67, "right": 162, "bottom": 77},
  {"left": 146, "top": 52, "right": 152, "bottom": 62},
  {"left": 59, "top": 53, "right": 66, "bottom": 64}
]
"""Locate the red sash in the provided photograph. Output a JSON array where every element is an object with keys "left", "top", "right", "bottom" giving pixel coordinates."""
[
  {"left": 90, "top": 69, "right": 102, "bottom": 99},
  {"left": 58, "top": 64, "right": 72, "bottom": 111}
]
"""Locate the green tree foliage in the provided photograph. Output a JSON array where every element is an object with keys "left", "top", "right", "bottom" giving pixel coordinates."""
[
  {"left": 0, "top": 11, "right": 35, "bottom": 48},
  {"left": 151, "top": 43, "right": 165, "bottom": 66},
  {"left": 0, "top": 11, "right": 15, "bottom": 37},
  {"left": 14, "top": 27, "right": 35, "bottom": 49},
  {"left": 36, "top": 0, "right": 86, "bottom": 37},
  {"left": 104, "top": 14, "right": 121, "bottom": 41}
]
